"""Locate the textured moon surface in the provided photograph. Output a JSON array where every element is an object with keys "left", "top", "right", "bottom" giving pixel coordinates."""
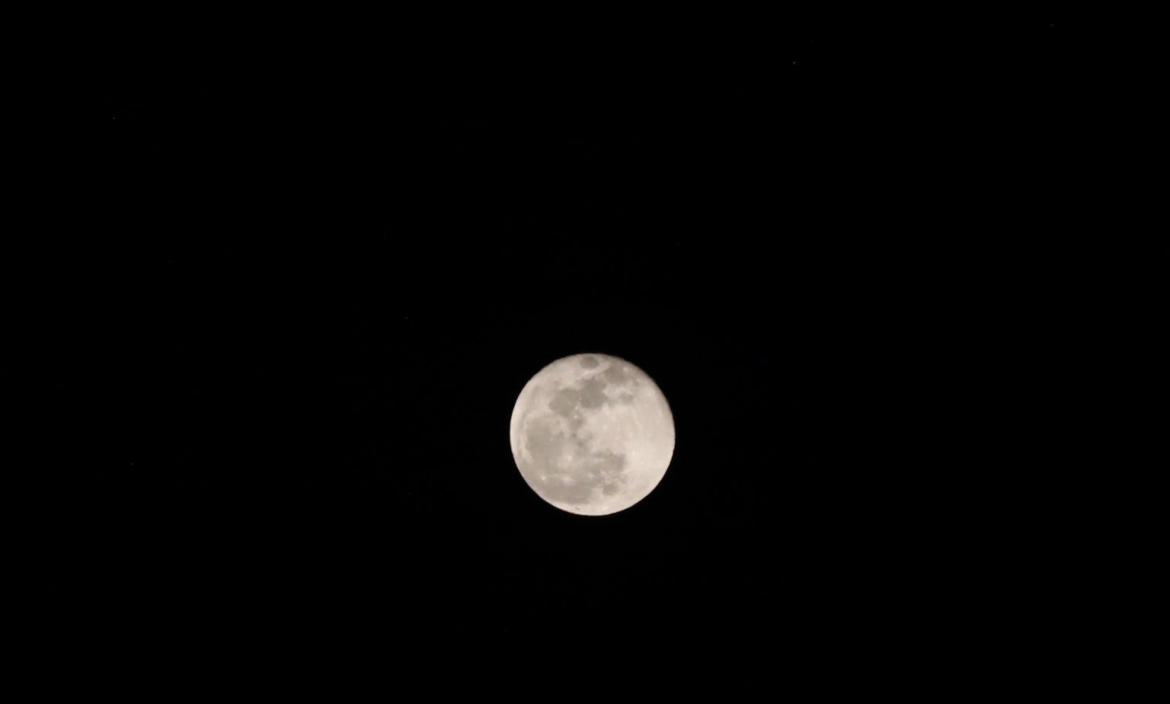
[{"left": 510, "top": 353, "right": 675, "bottom": 516}]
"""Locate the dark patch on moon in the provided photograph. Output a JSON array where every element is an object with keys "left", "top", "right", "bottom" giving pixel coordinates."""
[
  {"left": 578, "top": 377, "right": 607, "bottom": 408},
  {"left": 548, "top": 387, "right": 581, "bottom": 417},
  {"left": 602, "top": 361, "right": 636, "bottom": 387},
  {"left": 549, "top": 376, "right": 609, "bottom": 415}
]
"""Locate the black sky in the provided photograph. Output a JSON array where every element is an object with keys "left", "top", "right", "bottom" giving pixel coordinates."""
[{"left": 40, "top": 13, "right": 1087, "bottom": 677}]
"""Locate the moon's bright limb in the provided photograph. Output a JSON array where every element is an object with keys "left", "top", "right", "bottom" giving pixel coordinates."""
[{"left": 510, "top": 353, "right": 675, "bottom": 516}]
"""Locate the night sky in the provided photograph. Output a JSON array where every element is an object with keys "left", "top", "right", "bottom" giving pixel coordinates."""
[{"left": 43, "top": 14, "right": 1085, "bottom": 677}]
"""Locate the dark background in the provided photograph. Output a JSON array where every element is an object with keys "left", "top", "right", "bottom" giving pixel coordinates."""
[{"left": 41, "top": 12, "right": 1087, "bottom": 675}]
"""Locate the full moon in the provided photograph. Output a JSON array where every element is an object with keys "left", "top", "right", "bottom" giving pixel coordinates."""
[{"left": 510, "top": 353, "right": 675, "bottom": 516}]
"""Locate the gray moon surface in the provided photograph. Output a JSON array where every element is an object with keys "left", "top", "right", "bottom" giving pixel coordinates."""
[{"left": 509, "top": 353, "right": 675, "bottom": 516}]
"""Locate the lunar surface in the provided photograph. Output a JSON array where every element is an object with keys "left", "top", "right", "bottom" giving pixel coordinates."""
[{"left": 510, "top": 353, "right": 675, "bottom": 516}]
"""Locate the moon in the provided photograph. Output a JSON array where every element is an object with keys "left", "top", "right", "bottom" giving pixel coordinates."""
[{"left": 509, "top": 353, "right": 675, "bottom": 516}]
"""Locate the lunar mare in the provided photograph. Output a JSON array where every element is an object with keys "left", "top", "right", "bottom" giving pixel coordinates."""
[{"left": 510, "top": 353, "right": 675, "bottom": 515}]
